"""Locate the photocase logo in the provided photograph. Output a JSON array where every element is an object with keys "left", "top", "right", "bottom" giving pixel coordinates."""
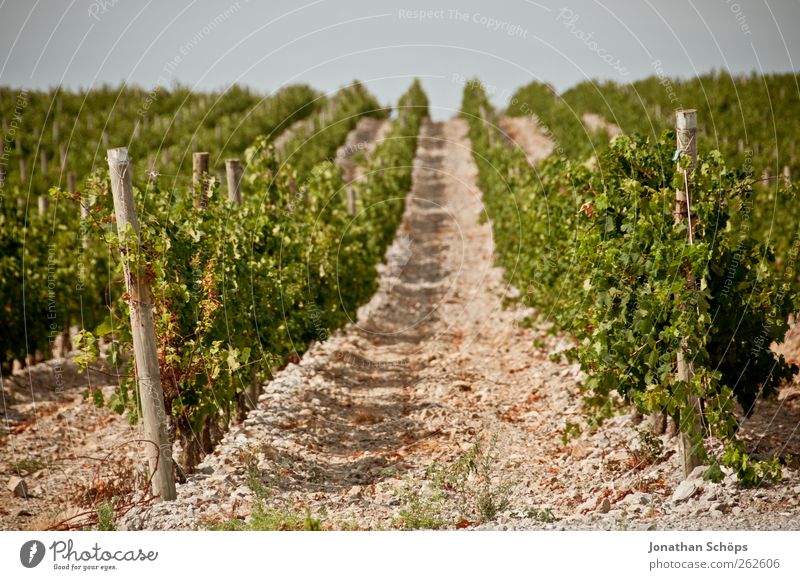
[{"left": 20, "top": 540, "right": 46, "bottom": 568}]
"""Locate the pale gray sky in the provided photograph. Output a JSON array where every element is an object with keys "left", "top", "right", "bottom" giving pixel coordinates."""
[{"left": 1, "top": 0, "right": 798, "bottom": 118}]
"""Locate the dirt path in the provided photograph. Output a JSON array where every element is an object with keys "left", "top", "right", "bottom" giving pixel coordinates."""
[
  {"left": 581, "top": 112, "right": 622, "bottom": 139},
  {"left": 499, "top": 116, "right": 554, "bottom": 163},
  {"left": 123, "top": 117, "right": 567, "bottom": 529},
  {"left": 336, "top": 117, "right": 391, "bottom": 183}
]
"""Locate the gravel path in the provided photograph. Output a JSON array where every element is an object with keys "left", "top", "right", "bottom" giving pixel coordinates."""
[
  {"left": 581, "top": 112, "right": 622, "bottom": 139},
  {"left": 499, "top": 116, "right": 554, "bottom": 163}
]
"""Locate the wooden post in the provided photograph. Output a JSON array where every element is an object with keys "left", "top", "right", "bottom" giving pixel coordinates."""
[
  {"left": 225, "top": 159, "right": 243, "bottom": 204},
  {"left": 347, "top": 187, "right": 356, "bottom": 216},
  {"left": 674, "top": 109, "right": 705, "bottom": 478},
  {"left": 236, "top": 125, "right": 260, "bottom": 415},
  {"left": 783, "top": 165, "right": 791, "bottom": 186},
  {"left": 107, "top": 147, "right": 176, "bottom": 501},
  {"left": 40, "top": 151, "right": 51, "bottom": 211},
  {"left": 19, "top": 157, "right": 27, "bottom": 183},
  {"left": 192, "top": 151, "right": 209, "bottom": 208},
  {"left": 225, "top": 159, "right": 258, "bottom": 416},
  {"left": 69, "top": 171, "right": 89, "bottom": 250}
]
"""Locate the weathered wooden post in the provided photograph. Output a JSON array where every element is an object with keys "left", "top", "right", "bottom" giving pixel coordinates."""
[
  {"left": 19, "top": 157, "right": 27, "bottom": 183},
  {"left": 38, "top": 193, "right": 49, "bottom": 215},
  {"left": 107, "top": 147, "right": 177, "bottom": 501},
  {"left": 67, "top": 172, "right": 77, "bottom": 195},
  {"left": 674, "top": 109, "right": 705, "bottom": 477},
  {"left": 225, "top": 159, "right": 243, "bottom": 204},
  {"left": 37, "top": 151, "right": 50, "bottom": 215},
  {"left": 226, "top": 157, "right": 260, "bottom": 416},
  {"left": 783, "top": 165, "right": 792, "bottom": 186},
  {"left": 193, "top": 151, "right": 210, "bottom": 208},
  {"left": 347, "top": 187, "right": 356, "bottom": 216}
]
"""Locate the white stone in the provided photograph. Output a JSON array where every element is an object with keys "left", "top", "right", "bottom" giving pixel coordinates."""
[
  {"left": 671, "top": 480, "right": 699, "bottom": 503},
  {"left": 7, "top": 476, "right": 28, "bottom": 498}
]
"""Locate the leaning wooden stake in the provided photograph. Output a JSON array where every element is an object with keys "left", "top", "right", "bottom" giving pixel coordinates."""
[
  {"left": 225, "top": 159, "right": 243, "bottom": 204},
  {"left": 674, "top": 110, "right": 705, "bottom": 478},
  {"left": 107, "top": 147, "right": 176, "bottom": 501},
  {"left": 193, "top": 151, "right": 210, "bottom": 208}
]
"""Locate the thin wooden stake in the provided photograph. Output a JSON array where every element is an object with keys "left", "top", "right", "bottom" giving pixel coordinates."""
[
  {"left": 225, "top": 159, "right": 243, "bottom": 204},
  {"left": 107, "top": 147, "right": 176, "bottom": 501},
  {"left": 347, "top": 187, "right": 356, "bottom": 216},
  {"left": 674, "top": 109, "right": 705, "bottom": 478},
  {"left": 193, "top": 151, "right": 209, "bottom": 208}
]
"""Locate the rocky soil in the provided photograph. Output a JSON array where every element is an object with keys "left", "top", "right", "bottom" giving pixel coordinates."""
[
  {"left": 4, "top": 115, "right": 800, "bottom": 531},
  {"left": 0, "top": 359, "right": 143, "bottom": 530}
]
